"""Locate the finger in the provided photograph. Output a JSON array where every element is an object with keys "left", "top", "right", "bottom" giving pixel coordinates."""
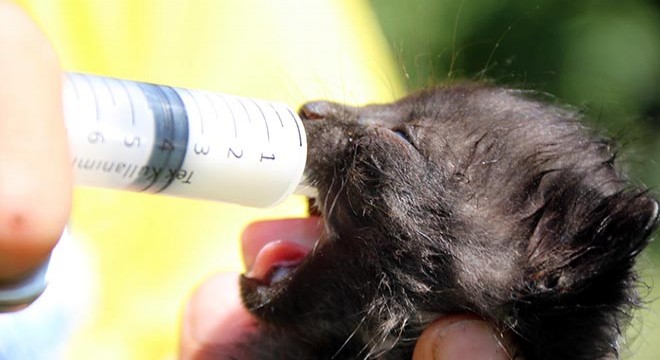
[
  {"left": 180, "top": 272, "right": 258, "bottom": 360},
  {"left": 412, "top": 315, "right": 512, "bottom": 360},
  {"left": 0, "top": 2, "right": 72, "bottom": 279}
]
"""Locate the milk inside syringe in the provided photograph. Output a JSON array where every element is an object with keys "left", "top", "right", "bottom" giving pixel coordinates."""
[{"left": 63, "top": 73, "right": 313, "bottom": 207}]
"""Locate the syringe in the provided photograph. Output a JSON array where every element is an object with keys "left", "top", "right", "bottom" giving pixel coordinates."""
[{"left": 64, "top": 73, "right": 313, "bottom": 207}]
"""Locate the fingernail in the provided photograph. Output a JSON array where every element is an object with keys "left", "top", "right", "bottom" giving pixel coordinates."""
[
  {"left": 437, "top": 320, "right": 508, "bottom": 360},
  {"left": 415, "top": 318, "right": 509, "bottom": 360}
]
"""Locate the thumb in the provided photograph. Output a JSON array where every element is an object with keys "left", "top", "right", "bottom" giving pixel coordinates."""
[
  {"left": 180, "top": 272, "right": 257, "bottom": 360},
  {"left": 412, "top": 315, "right": 513, "bottom": 360}
]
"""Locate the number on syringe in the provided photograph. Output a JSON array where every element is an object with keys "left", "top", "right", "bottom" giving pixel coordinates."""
[
  {"left": 159, "top": 139, "right": 175, "bottom": 152},
  {"left": 124, "top": 136, "right": 141, "bottom": 148},
  {"left": 260, "top": 153, "right": 275, "bottom": 162},
  {"left": 227, "top": 147, "right": 243, "bottom": 159},
  {"left": 194, "top": 143, "right": 210, "bottom": 156},
  {"left": 88, "top": 131, "right": 105, "bottom": 144}
]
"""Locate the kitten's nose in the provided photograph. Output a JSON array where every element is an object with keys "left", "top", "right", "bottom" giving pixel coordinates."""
[
  {"left": 299, "top": 101, "right": 357, "bottom": 122},
  {"left": 299, "top": 100, "right": 401, "bottom": 128},
  {"left": 299, "top": 101, "right": 331, "bottom": 120}
]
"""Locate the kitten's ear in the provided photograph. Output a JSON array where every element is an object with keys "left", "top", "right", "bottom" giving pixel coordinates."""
[
  {"left": 514, "top": 188, "right": 658, "bottom": 359},
  {"left": 525, "top": 189, "right": 659, "bottom": 295}
]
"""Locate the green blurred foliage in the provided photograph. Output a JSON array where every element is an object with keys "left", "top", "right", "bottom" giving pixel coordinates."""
[{"left": 370, "top": 1, "right": 660, "bottom": 358}]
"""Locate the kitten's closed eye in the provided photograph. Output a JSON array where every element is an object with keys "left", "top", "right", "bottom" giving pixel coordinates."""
[{"left": 391, "top": 128, "right": 414, "bottom": 145}]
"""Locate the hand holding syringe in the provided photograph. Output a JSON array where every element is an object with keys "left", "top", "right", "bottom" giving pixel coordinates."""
[{"left": 64, "top": 73, "right": 313, "bottom": 207}]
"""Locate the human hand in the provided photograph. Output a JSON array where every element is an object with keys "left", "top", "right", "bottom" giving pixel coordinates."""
[
  {"left": 0, "top": 1, "right": 72, "bottom": 297},
  {"left": 180, "top": 220, "right": 513, "bottom": 360}
]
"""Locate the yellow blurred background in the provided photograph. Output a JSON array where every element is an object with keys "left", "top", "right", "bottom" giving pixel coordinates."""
[{"left": 12, "top": 0, "right": 404, "bottom": 358}]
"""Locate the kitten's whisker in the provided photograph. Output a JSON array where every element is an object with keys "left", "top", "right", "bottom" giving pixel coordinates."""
[{"left": 331, "top": 314, "right": 367, "bottom": 359}]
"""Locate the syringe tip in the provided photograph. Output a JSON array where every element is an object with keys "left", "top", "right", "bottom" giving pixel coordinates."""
[{"left": 294, "top": 175, "right": 318, "bottom": 199}]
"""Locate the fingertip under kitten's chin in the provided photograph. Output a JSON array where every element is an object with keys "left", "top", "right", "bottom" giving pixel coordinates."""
[
  {"left": 412, "top": 315, "right": 514, "bottom": 360},
  {"left": 180, "top": 272, "right": 258, "bottom": 360}
]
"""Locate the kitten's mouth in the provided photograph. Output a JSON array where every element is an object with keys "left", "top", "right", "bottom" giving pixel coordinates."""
[
  {"left": 241, "top": 202, "right": 324, "bottom": 287},
  {"left": 241, "top": 110, "right": 327, "bottom": 288}
]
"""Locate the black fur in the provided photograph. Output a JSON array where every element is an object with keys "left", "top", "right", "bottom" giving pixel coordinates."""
[{"left": 237, "top": 82, "right": 659, "bottom": 359}]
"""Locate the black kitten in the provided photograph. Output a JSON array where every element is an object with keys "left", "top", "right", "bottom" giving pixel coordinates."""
[{"left": 238, "top": 82, "right": 659, "bottom": 359}]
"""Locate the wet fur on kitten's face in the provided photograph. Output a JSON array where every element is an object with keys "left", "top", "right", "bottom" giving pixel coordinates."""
[{"left": 238, "top": 82, "right": 659, "bottom": 360}]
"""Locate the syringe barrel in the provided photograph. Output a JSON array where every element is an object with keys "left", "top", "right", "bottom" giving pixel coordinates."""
[{"left": 63, "top": 73, "right": 307, "bottom": 207}]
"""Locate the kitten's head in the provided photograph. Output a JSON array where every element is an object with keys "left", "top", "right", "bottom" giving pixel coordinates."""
[{"left": 240, "top": 83, "right": 658, "bottom": 359}]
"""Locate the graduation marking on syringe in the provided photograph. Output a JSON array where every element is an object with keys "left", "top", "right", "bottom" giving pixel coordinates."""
[
  {"left": 237, "top": 97, "right": 252, "bottom": 124},
  {"left": 250, "top": 98, "right": 270, "bottom": 143},
  {"left": 218, "top": 94, "right": 238, "bottom": 138},
  {"left": 180, "top": 88, "right": 205, "bottom": 135},
  {"left": 288, "top": 108, "right": 303, "bottom": 147},
  {"left": 117, "top": 79, "right": 136, "bottom": 126},
  {"left": 270, "top": 103, "right": 284, "bottom": 127},
  {"left": 67, "top": 76, "right": 80, "bottom": 101},
  {"left": 204, "top": 92, "right": 223, "bottom": 135},
  {"left": 101, "top": 77, "right": 116, "bottom": 106},
  {"left": 81, "top": 74, "right": 101, "bottom": 121}
]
